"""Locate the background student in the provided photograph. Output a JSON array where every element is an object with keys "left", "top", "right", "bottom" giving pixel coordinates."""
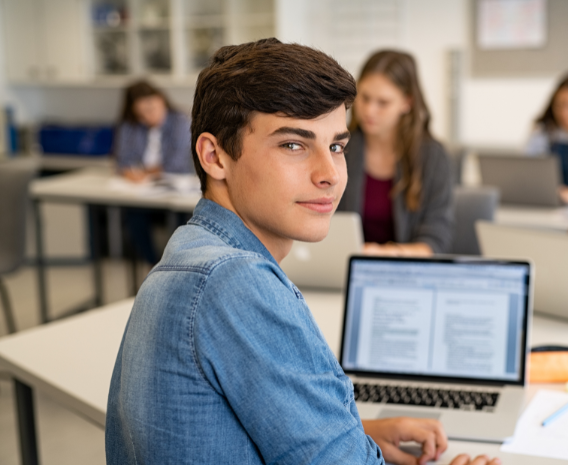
[
  {"left": 338, "top": 50, "right": 453, "bottom": 256},
  {"left": 114, "top": 80, "right": 193, "bottom": 264},
  {"left": 525, "top": 74, "right": 568, "bottom": 204}
]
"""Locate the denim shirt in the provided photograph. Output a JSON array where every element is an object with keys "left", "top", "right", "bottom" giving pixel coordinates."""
[{"left": 106, "top": 198, "right": 384, "bottom": 465}]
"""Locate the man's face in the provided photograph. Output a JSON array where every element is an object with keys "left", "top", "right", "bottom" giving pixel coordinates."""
[{"left": 221, "top": 106, "right": 349, "bottom": 260}]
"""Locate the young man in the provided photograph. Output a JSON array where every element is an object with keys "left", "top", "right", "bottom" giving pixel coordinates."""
[{"left": 106, "top": 39, "right": 500, "bottom": 465}]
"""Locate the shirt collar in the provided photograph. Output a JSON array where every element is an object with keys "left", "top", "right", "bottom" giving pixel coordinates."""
[{"left": 189, "top": 198, "right": 279, "bottom": 266}]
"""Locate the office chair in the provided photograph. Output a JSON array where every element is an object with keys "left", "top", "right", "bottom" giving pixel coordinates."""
[
  {"left": 446, "top": 145, "right": 467, "bottom": 185},
  {"left": 0, "top": 159, "right": 37, "bottom": 334},
  {"left": 451, "top": 186, "right": 500, "bottom": 255}
]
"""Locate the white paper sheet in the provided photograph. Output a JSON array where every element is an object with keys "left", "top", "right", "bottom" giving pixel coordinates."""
[
  {"left": 501, "top": 389, "right": 568, "bottom": 460},
  {"left": 107, "top": 177, "right": 169, "bottom": 197}
]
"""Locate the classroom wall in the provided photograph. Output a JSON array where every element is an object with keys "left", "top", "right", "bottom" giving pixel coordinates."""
[
  {"left": 460, "top": 77, "right": 557, "bottom": 150},
  {"left": 1, "top": 0, "right": 564, "bottom": 149},
  {"left": 399, "top": 0, "right": 466, "bottom": 142}
]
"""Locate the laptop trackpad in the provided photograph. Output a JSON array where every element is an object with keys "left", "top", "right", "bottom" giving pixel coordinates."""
[{"left": 377, "top": 409, "right": 441, "bottom": 420}]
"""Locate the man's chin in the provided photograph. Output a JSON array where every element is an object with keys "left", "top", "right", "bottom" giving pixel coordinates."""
[{"left": 288, "top": 221, "right": 332, "bottom": 243}]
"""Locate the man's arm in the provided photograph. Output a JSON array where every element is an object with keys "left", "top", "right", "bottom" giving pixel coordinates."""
[{"left": 194, "top": 256, "right": 383, "bottom": 465}]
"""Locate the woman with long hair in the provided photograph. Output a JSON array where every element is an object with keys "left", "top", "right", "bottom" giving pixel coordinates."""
[
  {"left": 115, "top": 79, "right": 193, "bottom": 182},
  {"left": 115, "top": 80, "right": 193, "bottom": 264},
  {"left": 526, "top": 74, "right": 568, "bottom": 203},
  {"left": 338, "top": 50, "right": 453, "bottom": 256}
]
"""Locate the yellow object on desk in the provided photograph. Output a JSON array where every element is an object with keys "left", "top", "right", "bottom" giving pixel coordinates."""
[{"left": 529, "top": 351, "right": 568, "bottom": 383}]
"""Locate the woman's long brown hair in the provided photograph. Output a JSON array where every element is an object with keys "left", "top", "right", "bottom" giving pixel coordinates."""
[
  {"left": 119, "top": 79, "right": 175, "bottom": 124},
  {"left": 536, "top": 74, "right": 568, "bottom": 132},
  {"left": 350, "top": 50, "right": 431, "bottom": 212}
]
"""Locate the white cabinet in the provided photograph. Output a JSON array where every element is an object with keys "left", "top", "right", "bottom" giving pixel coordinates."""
[
  {"left": 2, "top": 0, "right": 275, "bottom": 84},
  {"left": 41, "top": 0, "right": 90, "bottom": 81},
  {"left": 90, "top": 0, "right": 275, "bottom": 78},
  {"left": 1, "top": 0, "right": 89, "bottom": 82},
  {"left": 2, "top": 0, "right": 42, "bottom": 81}
]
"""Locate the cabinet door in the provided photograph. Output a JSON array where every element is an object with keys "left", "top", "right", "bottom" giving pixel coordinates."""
[
  {"left": 40, "top": 0, "right": 89, "bottom": 81},
  {"left": 1, "top": 0, "right": 42, "bottom": 81}
]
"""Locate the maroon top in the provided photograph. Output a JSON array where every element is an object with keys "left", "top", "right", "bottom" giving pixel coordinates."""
[{"left": 362, "top": 173, "right": 395, "bottom": 244}]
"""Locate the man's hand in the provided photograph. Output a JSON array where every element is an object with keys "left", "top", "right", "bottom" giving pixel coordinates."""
[
  {"left": 362, "top": 417, "right": 447, "bottom": 465},
  {"left": 449, "top": 454, "right": 501, "bottom": 465}
]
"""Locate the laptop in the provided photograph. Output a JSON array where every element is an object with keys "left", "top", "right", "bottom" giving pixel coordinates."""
[
  {"left": 280, "top": 212, "right": 363, "bottom": 289},
  {"left": 340, "top": 256, "right": 532, "bottom": 442},
  {"left": 477, "top": 221, "right": 568, "bottom": 320},
  {"left": 478, "top": 155, "right": 561, "bottom": 207}
]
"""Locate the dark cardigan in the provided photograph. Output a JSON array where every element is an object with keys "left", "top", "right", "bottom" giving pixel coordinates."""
[{"left": 337, "top": 130, "right": 454, "bottom": 253}]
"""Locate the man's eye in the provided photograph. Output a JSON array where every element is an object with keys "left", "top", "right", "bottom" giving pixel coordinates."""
[
  {"left": 281, "top": 142, "right": 302, "bottom": 151},
  {"left": 330, "top": 144, "right": 344, "bottom": 153}
]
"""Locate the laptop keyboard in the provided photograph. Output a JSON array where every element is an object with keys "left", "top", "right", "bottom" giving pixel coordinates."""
[{"left": 353, "top": 383, "right": 499, "bottom": 412}]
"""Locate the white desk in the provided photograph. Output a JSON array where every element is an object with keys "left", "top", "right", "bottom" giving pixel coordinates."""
[
  {"left": 496, "top": 205, "right": 568, "bottom": 232},
  {"left": 37, "top": 155, "right": 113, "bottom": 172},
  {"left": 0, "top": 292, "right": 566, "bottom": 465},
  {"left": 30, "top": 167, "right": 201, "bottom": 211},
  {"left": 29, "top": 168, "right": 202, "bottom": 323}
]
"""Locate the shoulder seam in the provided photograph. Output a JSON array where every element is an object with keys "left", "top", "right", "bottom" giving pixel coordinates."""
[{"left": 184, "top": 252, "right": 276, "bottom": 388}]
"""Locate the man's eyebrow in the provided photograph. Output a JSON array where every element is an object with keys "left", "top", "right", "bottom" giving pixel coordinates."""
[
  {"left": 334, "top": 131, "right": 351, "bottom": 141},
  {"left": 269, "top": 127, "right": 316, "bottom": 139},
  {"left": 269, "top": 127, "right": 351, "bottom": 141}
]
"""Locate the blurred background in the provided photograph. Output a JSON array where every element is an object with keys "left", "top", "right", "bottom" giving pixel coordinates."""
[{"left": 0, "top": 0, "right": 563, "bottom": 151}]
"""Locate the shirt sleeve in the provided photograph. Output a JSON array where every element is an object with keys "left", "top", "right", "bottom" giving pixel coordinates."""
[
  {"left": 193, "top": 256, "right": 384, "bottom": 465},
  {"left": 411, "top": 142, "right": 454, "bottom": 253},
  {"left": 114, "top": 122, "right": 143, "bottom": 170}
]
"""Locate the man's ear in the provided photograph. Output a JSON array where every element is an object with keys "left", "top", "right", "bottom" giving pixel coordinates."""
[{"left": 196, "top": 132, "right": 229, "bottom": 181}]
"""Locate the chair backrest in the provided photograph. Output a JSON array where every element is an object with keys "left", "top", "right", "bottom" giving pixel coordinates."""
[
  {"left": 446, "top": 145, "right": 467, "bottom": 185},
  {"left": 451, "top": 186, "right": 500, "bottom": 255},
  {"left": 0, "top": 159, "right": 37, "bottom": 274}
]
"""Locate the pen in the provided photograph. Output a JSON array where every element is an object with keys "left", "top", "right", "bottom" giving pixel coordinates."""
[{"left": 542, "top": 402, "right": 568, "bottom": 427}]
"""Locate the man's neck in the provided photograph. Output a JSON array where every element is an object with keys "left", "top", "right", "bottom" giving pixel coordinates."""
[{"left": 203, "top": 185, "right": 293, "bottom": 264}]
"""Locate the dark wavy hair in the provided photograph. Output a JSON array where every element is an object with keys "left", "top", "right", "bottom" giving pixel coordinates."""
[
  {"left": 350, "top": 50, "right": 431, "bottom": 212},
  {"left": 191, "top": 38, "right": 357, "bottom": 193},
  {"left": 119, "top": 79, "right": 175, "bottom": 124},
  {"left": 536, "top": 74, "right": 568, "bottom": 132}
]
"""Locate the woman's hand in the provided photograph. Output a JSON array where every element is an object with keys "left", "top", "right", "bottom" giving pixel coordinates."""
[
  {"left": 449, "top": 454, "right": 501, "bottom": 465},
  {"left": 123, "top": 167, "right": 149, "bottom": 183},
  {"left": 363, "top": 417, "right": 447, "bottom": 465},
  {"left": 363, "top": 242, "right": 433, "bottom": 257}
]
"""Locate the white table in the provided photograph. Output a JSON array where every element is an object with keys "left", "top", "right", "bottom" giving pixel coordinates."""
[
  {"left": 1, "top": 292, "right": 567, "bottom": 465},
  {"left": 29, "top": 168, "right": 202, "bottom": 323},
  {"left": 496, "top": 205, "right": 568, "bottom": 232},
  {"left": 36, "top": 155, "right": 113, "bottom": 172}
]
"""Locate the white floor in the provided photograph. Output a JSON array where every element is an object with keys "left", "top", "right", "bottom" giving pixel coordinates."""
[{"left": 0, "top": 260, "right": 135, "bottom": 465}]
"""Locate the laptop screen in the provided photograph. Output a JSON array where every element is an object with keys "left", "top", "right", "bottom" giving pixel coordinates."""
[{"left": 340, "top": 257, "right": 531, "bottom": 385}]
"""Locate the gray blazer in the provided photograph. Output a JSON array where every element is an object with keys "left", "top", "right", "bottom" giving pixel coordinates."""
[{"left": 337, "top": 130, "right": 454, "bottom": 253}]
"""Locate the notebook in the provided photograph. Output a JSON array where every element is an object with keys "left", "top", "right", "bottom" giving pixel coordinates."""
[
  {"left": 280, "top": 212, "right": 363, "bottom": 290},
  {"left": 478, "top": 155, "right": 561, "bottom": 207},
  {"left": 340, "top": 256, "right": 532, "bottom": 442}
]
